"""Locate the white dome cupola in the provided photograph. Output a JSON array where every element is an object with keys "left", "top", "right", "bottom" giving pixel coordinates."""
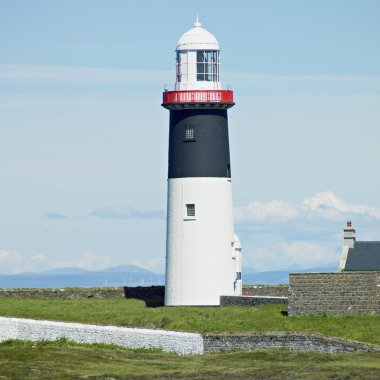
[
  {"left": 175, "top": 19, "right": 221, "bottom": 91},
  {"left": 176, "top": 19, "right": 220, "bottom": 51}
]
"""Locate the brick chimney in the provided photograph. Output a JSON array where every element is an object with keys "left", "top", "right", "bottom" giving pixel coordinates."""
[{"left": 343, "top": 221, "right": 355, "bottom": 248}]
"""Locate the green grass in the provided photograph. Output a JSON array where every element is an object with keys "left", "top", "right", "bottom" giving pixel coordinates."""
[
  {"left": 0, "top": 298, "right": 379, "bottom": 345},
  {"left": 0, "top": 339, "right": 379, "bottom": 379}
]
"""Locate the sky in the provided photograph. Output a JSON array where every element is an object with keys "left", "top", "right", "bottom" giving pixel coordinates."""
[{"left": 1, "top": 0, "right": 380, "bottom": 274}]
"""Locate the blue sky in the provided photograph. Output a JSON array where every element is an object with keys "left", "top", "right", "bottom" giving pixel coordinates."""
[{"left": 1, "top": 0, "right": 380, "bottom": 274}]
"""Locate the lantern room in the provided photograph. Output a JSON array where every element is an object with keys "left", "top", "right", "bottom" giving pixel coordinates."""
[{"left": 174, "top": 19, "right": 221, "bottom": 91}]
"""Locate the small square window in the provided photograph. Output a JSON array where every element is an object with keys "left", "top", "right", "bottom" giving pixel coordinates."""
[
  {"left": 186, "top": 204, "right": 195, "bottom": 217},
  {"left": 185, "top": 126, "right": 194, "bottom": 140}
]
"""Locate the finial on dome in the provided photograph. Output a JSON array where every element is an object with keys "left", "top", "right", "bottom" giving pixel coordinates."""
[{"left": 194, "top": 14, "right": 201, "bottom": 27}]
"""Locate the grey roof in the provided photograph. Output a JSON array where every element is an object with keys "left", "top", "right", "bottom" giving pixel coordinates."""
[{"left": 344, "top": 241, "right": 380, "bottom": 271}]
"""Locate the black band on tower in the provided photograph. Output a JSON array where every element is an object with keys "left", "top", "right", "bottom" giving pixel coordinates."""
[{"left": 168, "top": 109, "right": 231, "bottom": 179}]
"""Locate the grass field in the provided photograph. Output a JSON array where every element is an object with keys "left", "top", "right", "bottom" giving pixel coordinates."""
[
  {"left": 0, "top": 339, "right": 379, "bottom": 379},
  {"left": 0, "top": 298, "right": 379, "bottom": 345}
]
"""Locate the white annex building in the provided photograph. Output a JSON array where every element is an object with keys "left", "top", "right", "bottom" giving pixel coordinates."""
[{"left": 162, "top": 20, "right": 242, "bottom": 306}]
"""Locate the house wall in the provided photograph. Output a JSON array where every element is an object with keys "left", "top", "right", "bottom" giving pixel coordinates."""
[{"left": 288, "top": 272, "right": 380, "bottom": 316}]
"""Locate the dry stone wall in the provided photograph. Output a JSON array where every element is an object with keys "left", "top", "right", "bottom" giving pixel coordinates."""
[
  {"left": 242, "top": 284, "right": 288, "bottom": 297},
  {"left": 288, "top": 272, "right": 380, "bottom": 316},
  {"left": 220, "top": 295, "right": 287, "bottom": 306},
  {"left": 0, "top": 287, "right": 125, "bottom": 299},
  {"left": 0, "top": 286, "right": 164, "bottom": 300},
  {"left": 203, "top": 332, "right": 380, "bottom": 354}
]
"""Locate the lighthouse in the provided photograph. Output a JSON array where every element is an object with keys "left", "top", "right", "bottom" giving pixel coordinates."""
[{"left": 162, "top": 19, "right": 241, "bottom": 306}]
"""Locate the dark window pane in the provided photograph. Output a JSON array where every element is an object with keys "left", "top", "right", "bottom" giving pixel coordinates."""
[{"left": 186, "top": 204, "right": 195, "bottom": 217}]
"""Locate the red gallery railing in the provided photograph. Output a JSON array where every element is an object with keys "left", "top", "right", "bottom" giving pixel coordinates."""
[{"left": 163, "top": 90, "right": 234, "bottom": 104}]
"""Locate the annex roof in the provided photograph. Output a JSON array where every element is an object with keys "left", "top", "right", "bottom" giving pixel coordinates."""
[{"left": 344, "top": 241, "right": 380, "bottom": 271}]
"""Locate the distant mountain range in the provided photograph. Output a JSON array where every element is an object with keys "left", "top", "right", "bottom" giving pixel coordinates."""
[
  {"left": 42, "top": 265, "right": 152, "bottom": 276},
  {"left": 0, "top": 265, "right": 165, "bottom": 289},
  {"left": 0, "top": 264, "right": 339, "bottom": 289}
]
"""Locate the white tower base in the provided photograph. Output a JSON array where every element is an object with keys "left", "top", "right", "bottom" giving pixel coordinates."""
[{"left": 165, "top": 177, "right": 236, "bottom": 306}]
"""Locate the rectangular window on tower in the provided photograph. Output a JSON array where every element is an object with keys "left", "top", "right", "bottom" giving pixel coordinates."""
[
  {"left": 184, "top": 126, "right": 195, "bottom": 140},
  {"left": 186, "top": 204, "right": 195, "bottom": 217}
]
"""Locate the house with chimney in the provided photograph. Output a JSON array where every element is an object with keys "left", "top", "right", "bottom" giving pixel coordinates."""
[
  {"left": 289, "top": 221, "right": 380, "bottom": 316},
  {"left": 338, "top": 221, "right": 380, "bottom": 272}
]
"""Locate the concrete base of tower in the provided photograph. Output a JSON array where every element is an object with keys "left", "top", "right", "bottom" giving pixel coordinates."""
[{"left": 165, "top": 177, "right": 236, "bottom": 306}]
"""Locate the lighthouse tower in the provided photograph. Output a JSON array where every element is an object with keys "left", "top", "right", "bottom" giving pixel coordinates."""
[{"left": 162, "top": 19, "right": 241, "bottom": 306}]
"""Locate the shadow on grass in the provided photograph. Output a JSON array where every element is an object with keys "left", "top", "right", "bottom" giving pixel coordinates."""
[{"left": 123, "top": 286, "right": 165, "bottom": 307}]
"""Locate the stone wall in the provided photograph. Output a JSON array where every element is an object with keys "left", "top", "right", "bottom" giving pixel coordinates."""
[
  {"left": 243, "top": 284, "right": 288, "bottom": 297},
  {"left": 203, "top": 332, "right": 380, "bottom": 354},
  {"left": 0, "top": 286, "right": 165, "bottom": 303},
  {"left": 0, "top": 317, "right": 203, "bottom": 355},
  {"left": 0, "top": 285, "right": 284, "bottom": 303},
  {"left": 0, "top": 287, "right": 125, "bottom": 299},
  {"left": 288, "top": 272, "right": 380, "bottom": 316},
  {"left": 220, "top": 295, "right": 287, "bottom": 307}
]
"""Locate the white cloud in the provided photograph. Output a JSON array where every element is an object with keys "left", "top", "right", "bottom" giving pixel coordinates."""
[
  {"left": 45, "top": 212, "right": 66, "bottom": 220},
  {"left": 0, "top": 65, "right": 171, "bottom": 85},
  {"left": 235, "top": 200, "right": 299, "bottom": 223},
  {"left": 0, "top": 250, "right": 24, "bottom": 274},
  {"left": 131, "top": 258, "right": 165, "bottom": 274},
  {"left": 236, "top": 191, "right": 380, "bottom": 271},
  {"left": 235, "top": 191, "right": 380, "bottom": 224},
  {"left": 0, "top": 250, "right": 112, "bottom": 274},
  {"left": 91, "top": 205, "right": 165, "bottom": 220},
  {"left": 50, "top": 251, "right": 112, "bottom": 271},
  {"left": 244, "top": 241, "right": 339, "bottom": 272},
  {"left": 23, "top": 254, "right": 50, "bottom": 272},
  {"left": 302, "top": 191, "right": 380, "bottom": 220},
  {"left": 30, "top": 254, "right": 49, "bottom": 264}
]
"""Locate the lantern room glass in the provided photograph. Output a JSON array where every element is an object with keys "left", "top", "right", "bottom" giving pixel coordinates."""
[
  {"left": 196, "top": 51, "right": 219, "bottom": 82},
  {"left": 176, "top": 50, "right": 219, "bottom": 83},
  {"left": 176, "top": 51, "right": 187, "bottom": 83}
]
